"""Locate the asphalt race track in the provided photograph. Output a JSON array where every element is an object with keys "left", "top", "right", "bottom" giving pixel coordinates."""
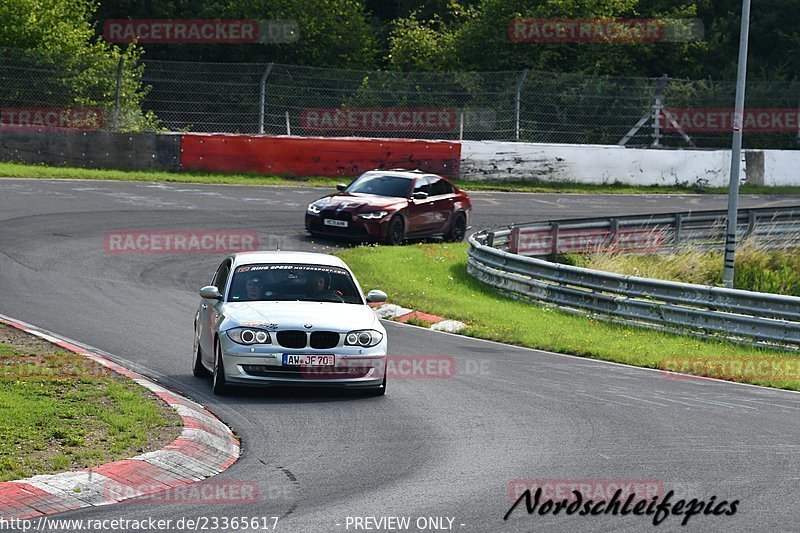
[{"left": 3, "top": 177, "right": 800, "bottom": 532}]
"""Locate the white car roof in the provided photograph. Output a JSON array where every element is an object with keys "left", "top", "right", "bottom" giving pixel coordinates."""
[{"left": 230, "top": 251, "right": 348, "bottom": 269}]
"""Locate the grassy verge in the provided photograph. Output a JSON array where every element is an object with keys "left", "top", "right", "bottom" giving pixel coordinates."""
[
  {"left": 337, "top": 243, "right": 800, "bottom": 391},
  {"left": 0, "top": 324, "right": 182, "bottom": 482},
  {"left": 565, "top": 241, "right": 800, "bottom": 297},
  {"left": 3, "top": 161, "right": 800, "bottom": 195}
]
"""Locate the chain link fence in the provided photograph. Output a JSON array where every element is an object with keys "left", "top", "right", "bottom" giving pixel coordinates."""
[
  {"left": 0, "top": 47, "right": 156, "bottom": 132},
  {"left": 2, "top": 47, "right": 800, "bottom": 148}
]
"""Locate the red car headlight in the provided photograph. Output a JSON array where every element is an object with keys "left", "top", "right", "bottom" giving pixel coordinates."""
[{"left": 357, "top": 211, "right": 389, "bottom": 220}]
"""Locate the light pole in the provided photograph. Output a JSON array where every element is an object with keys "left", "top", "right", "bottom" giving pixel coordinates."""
[{"left": 722, "top": 0, "right": 752, "bottom": 288}]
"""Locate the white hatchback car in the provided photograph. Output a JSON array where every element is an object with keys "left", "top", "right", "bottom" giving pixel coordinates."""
[{"left": 193, "top": 251, "right": 388, "bottom": 395}]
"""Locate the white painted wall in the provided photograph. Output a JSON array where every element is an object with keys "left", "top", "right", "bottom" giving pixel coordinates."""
[
  {"left": 460, "top": 141, "right": 749, "bottom": 187},
  {"left": 762, "top": 151, "right": 800, "bottom": 186}
]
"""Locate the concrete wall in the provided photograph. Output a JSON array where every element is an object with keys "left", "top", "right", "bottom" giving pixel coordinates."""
[
  {"left": 0, "top": 129, "right": 797, "bottom": 187},
  {"left": 460, "top": 141, "right": 748, "bottom": 187},
  {"left": 180, "top": 134, "right": 461, "bottom": 178},
  {"left": 0, "top": 129, "right": 181, "bottom": 171},
  {"left": 762, "top": 150, "right": 800, "bottom": 187}
]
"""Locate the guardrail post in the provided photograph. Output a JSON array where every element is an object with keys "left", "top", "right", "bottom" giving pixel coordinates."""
[
  {"left": 550, "top": 222, "right": 560, "bottom": 261},
  {"left": 674, "top": 213, "right": 683, "bottom": 251},
  {"left": 745, "top": 210, "right": 757, "bottom": 238},
  {"left": 609, "top": 219, "right": 619, "bottom": 249},
  {"left": 486, "top": 232, "right": 495, "bottom": 248}
]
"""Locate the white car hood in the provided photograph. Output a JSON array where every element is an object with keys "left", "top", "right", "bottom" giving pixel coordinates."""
[{"left": 222, "top": 301, "right": 379, "bottom": 331}]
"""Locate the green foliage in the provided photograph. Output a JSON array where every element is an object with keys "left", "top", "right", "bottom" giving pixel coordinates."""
[
  {"left": 0, "top": 0, "right": 97, "bottom": 55},
  {"left": 386, "top": 2, "right": 477, "bottom": 71},
  {"left": 383, "top": 0, "right": 800, "bottom": 80},
  {"left": 96, "top": 0, "right": 379, "bottom": 68},
  {"left": 0, "top": 326, "right": 181, "bottom": 482},
  {"left": 5, "top": 0, "right": 799, "bottom": 80},
  {"left": 387, "top": 16, "right": 455, "bottom": 71},
  {"left": 386, "top": 0, "right": 709, "bottom": 76},
  {"left": 0, "top": 0, "right": 157, "bottom": 131}
]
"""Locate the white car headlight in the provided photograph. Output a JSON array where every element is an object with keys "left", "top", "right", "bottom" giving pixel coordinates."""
[
  {"left": 227, "top": 327, "right": 272, "bottom": 345},
  {"left": 358, "top": 211, "right": 388, "bottom": 220},
  {"left": 344, "top": 329, "right": 383, "bottom": 347},
  {"left": 307, "top": 203, "right": 321, "bottom": 214}
]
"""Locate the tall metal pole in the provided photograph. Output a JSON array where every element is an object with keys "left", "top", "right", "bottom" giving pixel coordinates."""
[
  {"left": 722, "top": 0, "right": 751, "bottom": 288},
  {"left": 514, "top": 69, "right": 528, "bottom": 141}
]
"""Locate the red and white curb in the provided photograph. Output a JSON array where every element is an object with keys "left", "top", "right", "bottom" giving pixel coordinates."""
[
  {"left": 370, "top": 303, "right": 465, "bottom": 333},
  {"left": 0, "top": 315, "right": 239, "bottom": 520}
]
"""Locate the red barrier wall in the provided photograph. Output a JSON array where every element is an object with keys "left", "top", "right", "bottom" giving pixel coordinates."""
[{"left": 180, "top": 135, "right": 461, "bottom": 178}]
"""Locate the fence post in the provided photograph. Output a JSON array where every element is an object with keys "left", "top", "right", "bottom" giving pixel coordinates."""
[
  {"left": 515, "top": 69, "right": 529, "bottom": 141},
  {"left": 259, "top": 62, "right": 274, "bottom": 134},
  {"left": 650, "top": 75, "right": 669, "bottom": 147},
  {"left": 112, "top": 56, "right": 124, "bottom": 131},
  {"left": 285, "top": 111, "right": 291, "bottom": 135},
  {"left": 459, "top": 111, "right": 464, "bottom": 140}
]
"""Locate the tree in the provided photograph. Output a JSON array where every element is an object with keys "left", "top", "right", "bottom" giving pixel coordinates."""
[
  {"left": 0, "top": 0, "right": 155, "bottom": 131},
  {"left": 388, "top": 0, "right": 712, "bottom": 77},
  {"left": 94, "top": 0, "right": 380, "bottom": 69}
]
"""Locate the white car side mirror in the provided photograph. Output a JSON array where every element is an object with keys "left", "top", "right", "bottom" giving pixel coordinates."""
[
  {"left": 366, "top": 289, "right": 387, "bottom": 303},
  {"left": 199, "top": 286, "right": 222, "bottom": 300}
]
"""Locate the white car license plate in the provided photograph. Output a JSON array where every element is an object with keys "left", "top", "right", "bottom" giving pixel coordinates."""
[
  {"left": 323, "top": 219, "right": 348, "bottom": 228},
  {"left": 283, "top": 354, "right": 335, "bottom": 366}
]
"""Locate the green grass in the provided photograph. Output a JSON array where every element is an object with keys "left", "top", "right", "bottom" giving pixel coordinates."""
[
  {"left": 0, "top": 332, "right": 182, "bottom": 482},
  {"left": 566, "top": 241, "right": 800, "bottom": 297},
  {"left": 337, "top": 243, "right": 800, "bottom": 391},
  {"left": 3, "top": 161, "right": 800, "bottom": 194}
]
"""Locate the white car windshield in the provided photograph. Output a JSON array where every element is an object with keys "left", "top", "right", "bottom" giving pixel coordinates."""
[{"left": 228, "top": 264, "right": 363, "bottom": 304}]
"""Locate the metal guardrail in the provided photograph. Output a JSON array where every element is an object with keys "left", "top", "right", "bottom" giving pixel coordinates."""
[
  {"left": 468, "top": 206, "right": 800, "bottom": 350},
  {"left": 487, "top": 206, "right": 800, "bottom": 257}
]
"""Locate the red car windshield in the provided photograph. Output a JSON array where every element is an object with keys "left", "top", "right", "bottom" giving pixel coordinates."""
[{"left": 346, "top": 175, "right": 412, "bottom": 198}]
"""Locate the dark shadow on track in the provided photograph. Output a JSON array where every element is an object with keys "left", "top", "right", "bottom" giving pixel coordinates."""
[{"left": 188, "top": 375, "right": 385, "bottom": 404}]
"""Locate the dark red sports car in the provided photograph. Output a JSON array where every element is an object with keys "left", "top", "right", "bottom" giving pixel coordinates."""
[{"left": 305, "top": 169, "right": 471, "bottom": 245}]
